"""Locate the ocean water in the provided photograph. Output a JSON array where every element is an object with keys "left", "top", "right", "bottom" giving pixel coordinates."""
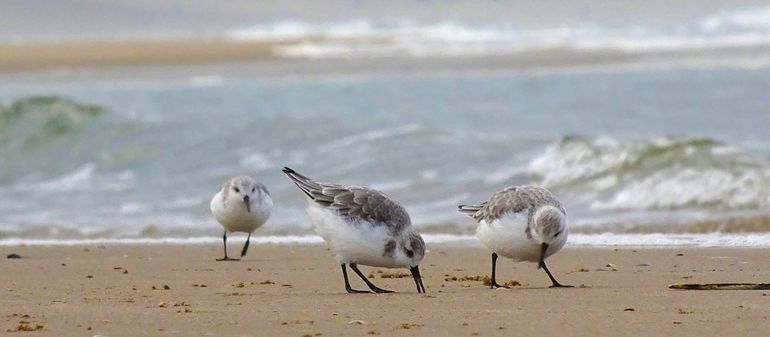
[
  {"left": 2, "top": 1, "right": 770, "bottom": 246},
  {"left": 2, "top": 64, "right": 770, "bottom": 245}
]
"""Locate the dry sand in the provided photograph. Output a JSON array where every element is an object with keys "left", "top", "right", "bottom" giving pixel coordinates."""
[{"left": 1, "top": 243, "right": 769, "bottom": 336}]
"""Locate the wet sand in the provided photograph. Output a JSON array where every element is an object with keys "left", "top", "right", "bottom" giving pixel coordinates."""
[
  {"left": 0, "top": 38, "right": 281, "bottom": 71},
  {"left": 1, "top": 243, "right": 768, "bottom": 336}
]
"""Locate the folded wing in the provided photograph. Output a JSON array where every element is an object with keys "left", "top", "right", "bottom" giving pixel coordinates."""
[{"left": 283, "top": 167, "right": 411, "bottom": 230}]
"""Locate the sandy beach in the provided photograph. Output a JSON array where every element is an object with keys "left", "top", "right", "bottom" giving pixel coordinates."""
[
  {"left": 0, "top": 38, "right": 282, "bottom": 71},
  {"left": 1, "top": 243, "right": 768, "bottom": 336}
]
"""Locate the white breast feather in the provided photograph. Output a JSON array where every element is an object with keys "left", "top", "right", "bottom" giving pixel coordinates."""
[
  {"left": 476, "top": 212, "right": 541, "bottom": 262},
  {"left": 211, "top": 191, "right": 272, "bottom": 233},
  {"left": 307, "top": 204, "right": 401, "bottom": 268}
]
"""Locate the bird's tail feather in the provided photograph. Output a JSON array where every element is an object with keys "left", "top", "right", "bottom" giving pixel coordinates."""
[
  {"left": 457, "top": 204, "right": 483, "bottom": 217},
  {"left": 282, "top": 167, "right": 321, "bottom": 199}
]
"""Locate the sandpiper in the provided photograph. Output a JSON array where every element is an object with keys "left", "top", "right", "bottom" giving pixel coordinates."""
[
  {"left": 459, "top": 185, "right": 571, "bottom": 288},
  {"left": 282, "top": 167, "right": 426, "bottom": 293},
  {"left": 210, "top": 176, "right": 272, "bottom": 261}
]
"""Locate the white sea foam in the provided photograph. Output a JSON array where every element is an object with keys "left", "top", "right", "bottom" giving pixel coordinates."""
[
  {"left": 699, "top": 6, "right": 770, "bottom": 33},
  {"left": 28, "top": 164, "right": 96, "bottom": 192},
  {"left": 0, "top": 235, "right": 474, "bottom": 247},
  {"left": 528, "top": 135, "right": 770, "bottom": 212},
  {"left": 3, "top": 233, "right": 770, "bottom": 247},
  {"left": 369, "top": 179, "right": 414, "bottom": 192},
  {"left": 119, "top": 202, "right": 150, "bottom": 215},
  {"left": 163, "top": 197, "right": 204, "bottom": 210},
  {"left": 527, "top": 135, "right": 624, "bottom": 190},
  {"left": 226, "top": 7, "right": 770, "bottom": 59},
  {"left": 188, "top": 75, "right": 224, "bottom": 88},
  {"left": 590, "top": 168, "right": 769, "bottom": 211},
  {"left": 0, "top": 235, "right": 323, "bottom": 246},
  {"left": 320, "top": 123, "right": 421, "bottom": 149},
  {"left": 419, "top": 169, "right": 439, "bottom": 182},
  {"left": 569, "top": 233, "right": 770, "bottom": 247},
  {"left": 483, "top": 163, "right": 530, "bottom": 185},
  {"left": 4, "top": 165, "right": 137, "bottom": 194},
  {"left": 239, "top": 151, "right": 275, "bottom": 171}
]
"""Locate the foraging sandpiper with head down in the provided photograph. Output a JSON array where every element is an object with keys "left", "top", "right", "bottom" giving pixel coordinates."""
[
  {"left": 210, "top": 176, "right": 273, "bottom": 261},
  {"left": 282, "top": 167, "right": 426, "bottom": 293},
  {"left": 459, "top": 185, "right": 572, "bottom": 288}
]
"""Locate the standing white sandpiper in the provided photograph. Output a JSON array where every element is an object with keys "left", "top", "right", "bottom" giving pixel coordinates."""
[
  {"left": 210, "top": 176, "right": 273, "bottom": 261},
  {"left": 282, "top": 167, "right": 426, "bottom": 293},
  {"left": 459, "top": 185, "right": 572, "bottom": 288}
]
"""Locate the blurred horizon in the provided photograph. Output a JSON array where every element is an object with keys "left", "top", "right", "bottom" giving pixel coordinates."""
[{"left": 3, "top": 1, "right": 770, "bottom": 71}]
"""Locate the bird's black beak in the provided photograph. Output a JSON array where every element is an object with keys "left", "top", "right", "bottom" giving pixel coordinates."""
[
  {"left": 410, "top": 265, "right": 426, "bottom": 293},
  {"left": 243, "top": 195, "right": 251, "bottom": 213},
  {"left": 538, "top": 242, "right": 548, "bottom": 269}
]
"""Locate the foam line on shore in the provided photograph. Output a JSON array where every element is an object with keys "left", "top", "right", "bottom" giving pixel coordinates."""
[{"left": 3, "top": 233, "right": 770, "bottom": 247}]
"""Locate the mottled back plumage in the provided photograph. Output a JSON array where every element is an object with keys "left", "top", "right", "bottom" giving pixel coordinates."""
[
  {"left": 459, "top": 185, "right": 565, "bottom": 222},
  {"left": 282, "top": 167, "right": 411, "bottom": 233}
]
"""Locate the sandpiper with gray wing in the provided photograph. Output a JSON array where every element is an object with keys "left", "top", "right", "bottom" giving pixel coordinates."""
[
  {"left": 282, "top": 167, "right": 426, "bottom": 293},
  {"left": 210, "top": 176, "right": 273, "bottom": 261},
  {"left": 459, "top": 186, "right": 571, "bottom": 288}
]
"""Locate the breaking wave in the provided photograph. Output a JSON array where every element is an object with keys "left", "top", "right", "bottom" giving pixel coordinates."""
[
  {"left": 528, "top": 135, "right": 770, "bottom": 212},
  {"left": 226, "top": 6, "right": 770, "bottom": 59}
]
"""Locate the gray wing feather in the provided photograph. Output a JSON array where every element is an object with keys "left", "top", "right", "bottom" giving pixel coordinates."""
[{"left": 283, "top": 167, "right": 411, "bottom": 231}]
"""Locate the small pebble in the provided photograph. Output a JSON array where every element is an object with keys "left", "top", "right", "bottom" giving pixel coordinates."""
[
  {"left": 348, "top": 320, "right": 366, "bottom": 325},
  {"left": 7, "top": 253, "right": 21, "bottom": 259}
]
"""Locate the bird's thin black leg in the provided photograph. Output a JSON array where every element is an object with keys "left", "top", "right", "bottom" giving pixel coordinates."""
[
  {"left": 539, "top": 260, "right": 572, "bottom": 288},
  {"left": 216, "top": 231, "right": 239, "bottom": 261},
  {"left": 240, "top": 233, "right": 251, "bottom": 258},
  {"left": 537, "top": 243, "right": 570, "bottom": 288},
  {"left": 490, "top": 252, "right": 508, "bottom": 288},
  {"left": 341, "top": 264, "right": 368, "bottom": 293},
  {"left": 350, "top": 263, "right": 393, "bottom": 293}
]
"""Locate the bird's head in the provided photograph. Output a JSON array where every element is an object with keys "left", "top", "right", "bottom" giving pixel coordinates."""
[
  {"left": 227, "top": 176, "right": 268, "bottom": 213},
  {"left": 394, "top": 231, "right": 426, "bottom": 293}
]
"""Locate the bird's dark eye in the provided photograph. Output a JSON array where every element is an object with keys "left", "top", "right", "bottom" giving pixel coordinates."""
[
  {"left": 234, "top": 187, "right": 240, "bottom": 193},
  {"left": 554, "top": 230, "right": 562, "bottom": 238},
  {"left": 406, "top": 249, "right": 414, "bottom": 257},
  {"left": 252, "top": 187, "right": 256, "bottom": 193}
]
